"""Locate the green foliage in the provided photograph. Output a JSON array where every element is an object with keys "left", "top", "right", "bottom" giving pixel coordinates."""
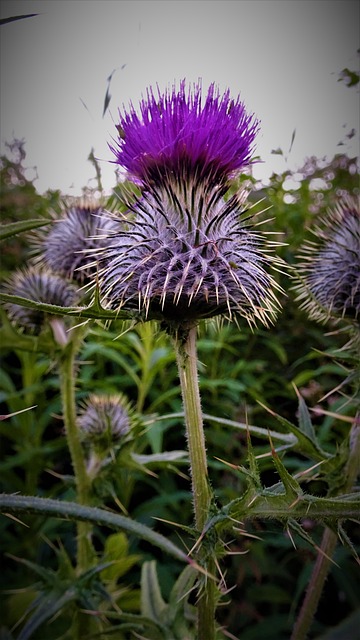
[{"left": 0, "top": 139, "right": 359, "bottom": 639}]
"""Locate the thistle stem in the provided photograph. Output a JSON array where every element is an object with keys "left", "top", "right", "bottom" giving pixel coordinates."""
[
  {"left": 58, "top": 327, "right": 95, "bottom": 572},
  {"left": 173, "top": 324, "right": 216, "bottom": 640},
  {"left": 291, "top": 413, "right": 360, "bottom": 640}
]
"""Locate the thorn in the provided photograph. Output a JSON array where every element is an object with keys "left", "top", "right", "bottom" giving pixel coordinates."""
[
  {"left": 313, "top": 544, "right": 340, "bottom": 567},
  {"left": 288, "top": 496, "right": 301, "bottom": 509},
  {"left": 232, "top": 527, "right": 262, "bottom": 541},
  {"left": 0, "top": 405, "right": 37, "bottom": 420},
  {"left": 286, "top": 525, "right": 297, "bottom": 550},
  {"left": 3, "top": 513, "right": 29, "bottom": 527},
  {"left": 267, "top": 428, "right": 277, "bottom": 457},
  {"left": 309, "top": 408, "right": 355, "bottom": 424},
  {"left": 213, "top": 456, "right": 239, "bottom": 470}
]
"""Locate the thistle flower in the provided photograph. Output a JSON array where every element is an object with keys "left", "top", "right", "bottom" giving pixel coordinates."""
[
  {"left": 77, "top": 394, "right": 132, "bottom": 446},
  {"left": 40, "top": 200, "right": 120, "bottom": 283},
  {"left": 3, "top": 267, "right": 78, "bottom": 334},
  {"left": 294, "top": 195, "right": 360, "bottom": 324},
  {"left": 110, "top": 80, "right": 259, "bottom": 186},
  {"left": 100, "top": 81, "right": 281, "bottom": 329}
]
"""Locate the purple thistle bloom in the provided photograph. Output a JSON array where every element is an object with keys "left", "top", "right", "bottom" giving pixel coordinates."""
[
  {"left": 100, "top": 82, "right": 281, "bottom": 329},
  {"left": 111, "top": 80, "right": 259, "bottom": 186},
  {"left": 40, "top": 200, "right": 120, "bottom": 283},
  {"left": 4, "top": 267, "right": 78, "bottom": 333},
  {"left": 295, "top": 195, "right": 360, "bottom": 323}
]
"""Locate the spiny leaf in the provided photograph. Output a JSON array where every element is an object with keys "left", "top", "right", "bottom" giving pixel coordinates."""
[
  {"left": 287, "top": 519, "right": 339, "bottom": 565},
  {"left": 293, "top": 385, "right": 316, "bottom": 441},
  {"left": 0, "top": 291, "right": 131, "bottom": 321},
  {"left": 269, "top": 440, "right": 302, "bottom": 498},
  {"left": 258, "top": 402, "right": 332, "bottom": 462},
  {"left": 0, "top": 306, "right": 62, "bottom": 353},
  {"left": 202, "top": 412, "right": 296, "bottom": 445},
  {"left": 224, "top": 489, "right": 360, "bottom": 524},
  {"left": 336, "top": 523, "right": 360, "bottom": 563},
  {"left": 245, "top": 426, "right": 261, "bottom": 488}
]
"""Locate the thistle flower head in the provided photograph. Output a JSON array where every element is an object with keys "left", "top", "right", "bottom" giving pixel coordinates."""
[
  {"left": 77, "top": 394, "right": 132, "bottom": 446},
  {"left": 3, "top": 267, "right": 78, "bottom": 333},
  {"left": 111, "top": 80, "right": 259, "bottom": 187},
  {"left": 100, "top": 81, "right": 281, "bottom": 329},
  {"left": 40, "top": 200, "right": 120, "bottom": 283},
  {"left": 294, "top": 195, "right": 360, "bottom": 324}
]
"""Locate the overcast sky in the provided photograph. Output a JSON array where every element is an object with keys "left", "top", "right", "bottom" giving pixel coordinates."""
[{"left": 0, "top": 0, "right": 359, "bottom": 195}]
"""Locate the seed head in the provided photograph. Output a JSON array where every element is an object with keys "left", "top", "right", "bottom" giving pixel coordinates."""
[
  {"left": 3, "top": 267, "right": 78, "bottom": 333},
  {"left": 294, "top": 195, "right": 360, "bottom": 324}
]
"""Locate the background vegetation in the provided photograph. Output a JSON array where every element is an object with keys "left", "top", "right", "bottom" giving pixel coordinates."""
[{"left": 0, "top": 105, "right": 359, "bottom": 639}]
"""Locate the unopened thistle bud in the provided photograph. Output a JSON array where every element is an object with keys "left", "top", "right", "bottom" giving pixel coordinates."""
[
  {"left": 40, "top": 200, "right": 120, "bottom": 283},
  {"left": 99, "top": 81, "right": 282, "bottom": 330},
  {"left": 294, "top": 195, "right": 360, "bottom": 324},
  {"left": 77, "top": 394, "right": 132, "bottom": 447},
  {"left": 3, "top": 267, "right": 78, "bottom": 334}
]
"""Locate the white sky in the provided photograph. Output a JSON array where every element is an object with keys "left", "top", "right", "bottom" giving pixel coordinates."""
[{"left": 0, "top": 0, "right": 359, "bottom": 195}]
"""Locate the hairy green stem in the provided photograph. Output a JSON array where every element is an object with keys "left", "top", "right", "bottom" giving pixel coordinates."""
[
  {"left": 58, "top": 327, "right": 94, "bottom": 572},
  {"left": 291, "top": 413, "right": 360, "bottom": 640},
  {"left": 173, "top": 325, "right": 216, "bottom": 640},
  {"left": 19, "top": 351, "right": 39, "bottom": 494}
]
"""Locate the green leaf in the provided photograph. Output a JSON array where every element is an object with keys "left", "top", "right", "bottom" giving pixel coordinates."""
[
  {"left": 296, "top": 393, "right": 316, "bottom": 441},
  {"left": 202, "top": 412, "right": 296, "bottom": 445},
  {"left": 7, "top": 554, "right": 57, "bottom": 584},
  {"left": 227, "top": 490, "right": 360, "bottom": 522},
  {"left": 169, "top": 564, "right": 197, "bottom": 606},
  {"left": 0, "top": 219, "right": 51, "bottom": 240},
  {"left": 163, "top": 565, "right": 197, "bottom": 635},
  {"left": 0, "top": 307, "right": 59, "bottom": 353},
  {"left": 101, "top": 532, "right": 141, "bottom": 582},
  {"left": 17, "top": 589, "right": 77, "bottom": 640},
  {"left": 269, "top": 448, "right": 302, "bottom": 498},
  {"left": 131, "top": 450, "right": 188, "bottom": 465},
  {"left": 0, "top": 494, "right": 192, "bottom": 565},
  {"left": 258, "top": 403, "right": 331, "bottom": 462},
  {"left": 141, "top": 561, "right": 166, "bottom": 623},
  {"left": 0, "top": 292, "right": 131, "bottom": 321}
]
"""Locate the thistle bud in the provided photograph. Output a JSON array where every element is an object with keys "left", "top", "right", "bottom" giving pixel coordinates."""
[
  {"left": 40, "top": 200, "right": 120, "bottom": 283},
  {"left": 77, "top": 394, "right": 132, "bottom": 446},
  {"left": 3, "top": 267, "right": 78, "bottom": 336},
  {"left": 294, "top": 195, "right": 360, "bottom": 324}
]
